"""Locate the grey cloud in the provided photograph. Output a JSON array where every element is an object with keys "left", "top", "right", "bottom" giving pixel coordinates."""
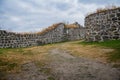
[{"left": 0, "top": 0, "right": 119, "bottom": 32}]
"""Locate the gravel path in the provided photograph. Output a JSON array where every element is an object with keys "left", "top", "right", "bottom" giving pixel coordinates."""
[
  {"left": 48, "top": 48, "right": 120, "bottom": 80},
  {"left": 6, "top": 48, "right": 120, "bottom": 80}
]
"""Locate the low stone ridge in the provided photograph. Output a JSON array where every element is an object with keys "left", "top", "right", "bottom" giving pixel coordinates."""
[
  {"left": 85, "top": 7, "right": 120, "bottom": 41},
  {"left": 0, "top": 22, "right": 85, "bottom": 48}
]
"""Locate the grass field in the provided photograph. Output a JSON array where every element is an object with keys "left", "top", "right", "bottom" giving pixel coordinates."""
[
  {"left": 0, "top": 45, "right": 55, "bottom": 79},
  {"left": 79, "top": 40, "right": 120, "bottom": 62},
  {"left": 0, "top": 40, "right": 120, "bottom": 79}
]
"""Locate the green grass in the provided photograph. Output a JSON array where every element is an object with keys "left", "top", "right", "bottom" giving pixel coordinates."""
[
  {"left": 0, "top": 48, "right": 11, "bottom": 54},
  {"left": 0, "top": 61, "right": 18, "bottom": 71},
  {"left": 0, "top": 58, "right": 18, "bottom": 80},
  {"left": 47, "top": 76, "right": 55, "bottom": 80},
  {"left": 0, "top": 48, "right": 33, "bottom": 55},
  {"left": 0, "top": 48, "right": 23, "bottom": 54},
  {"left": 79, "top": 40, "right": 120, "bottom": 62}
]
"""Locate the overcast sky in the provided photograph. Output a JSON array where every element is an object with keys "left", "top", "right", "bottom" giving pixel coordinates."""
[{"left": 0, "top": 0, "right": 120, "bottom": 32}]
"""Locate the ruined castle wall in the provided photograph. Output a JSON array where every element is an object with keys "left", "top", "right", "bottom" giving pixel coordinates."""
[
  {"left": 40, "top": 23, "right": 65, "bottom": 44},
  {"left": 0, "top": 30, "right": 41, "bottom": 48},
  {"left": 0, "top": 23, "right": 85, "bottom": 48},
  {"left": 67, "top": 27, "right": 85, "bottom": 41},
  {"left": 85, "top": 8, "right": 120, "bottom": 41},
  {"left": 0, "top": 24, "right": 66, "bottom": 48}
]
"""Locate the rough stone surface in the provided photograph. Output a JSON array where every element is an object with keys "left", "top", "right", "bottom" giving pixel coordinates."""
[
  {"left": 85, "top": 7, "right": 120, "bottom": 41},
  {"left": 0, "top": 23, "right": 85, "bottom": 48}
]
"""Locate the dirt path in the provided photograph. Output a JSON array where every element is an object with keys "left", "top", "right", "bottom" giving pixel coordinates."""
[
  {"left": 47, "top": 48, "right": 120, "bottom": 80},
  {"left": 6, "top": 45, "right": 120, "bottom": 80}
]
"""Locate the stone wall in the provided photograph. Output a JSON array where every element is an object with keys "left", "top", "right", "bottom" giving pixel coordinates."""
[
  {"left": 40, "top": 23, "right": 65, "bottom": 44},
  {"left": 0, "top": 30, "right": 41, "bottom": 48},
  {"left": 0, "top": 23, "right": 85, "bottom": 48},
  {"left": 40, "top": 23, "right": 85, "bottom": 43},
  {"left": 85, "top": 7, "right": 120, "bottom": 41},
  {"left": 65, "top": 22, "right": 85, "bottom": 41}
]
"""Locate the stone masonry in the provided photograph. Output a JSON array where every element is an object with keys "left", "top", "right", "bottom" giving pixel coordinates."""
[
  {"left": 1, "top": 7, "right": 120, "bottom": 48},
  {"left": 0, "top": 30, "right": 41, "bottom": 48},
  {"left": 0, "top": 22, "right": 85, "bottom": 48},
  {"left": 65, "top": 22, "right": 85, "bottom": 41},
  {"left": 85, "top": 7, "right": 120, "bottom": 41}
]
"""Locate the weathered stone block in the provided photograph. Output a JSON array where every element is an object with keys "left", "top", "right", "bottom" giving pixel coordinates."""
[{"left": 85, "top": 7, "right": 120, "bottom": 41}]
